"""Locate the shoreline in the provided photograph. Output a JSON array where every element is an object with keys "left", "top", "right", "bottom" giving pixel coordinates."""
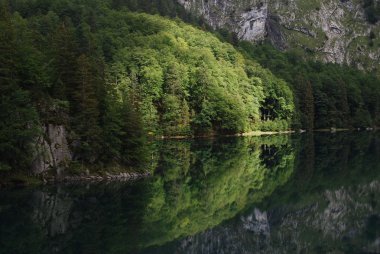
[
  {"left": 233, "top": 130, "right": 295, "bottom": 137},
  {"left": 159, "top": 127, "right": 379, "bottom": 140},
  {"left": 159, "top": 130, "right": 296, "bottom": 140},
  {"left": 0, "top": 171, "right": 151, "bottom": 189},
  {"left": 51, "top": 171, "right": 151, "bottom": 183},
  {"left": 2, "top": 127, "right": 378, "bottom": 188}
]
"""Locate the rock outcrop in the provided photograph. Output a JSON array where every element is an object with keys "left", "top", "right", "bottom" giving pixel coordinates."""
[
  {"left": 32, "top": 124, "right": 71, "bottom": 175},
  {"left": 178, "top": 0, "right": 380, "bottom": 69},
  {"left": 178, "top": 0, "right": 267, "bottom": 41}
]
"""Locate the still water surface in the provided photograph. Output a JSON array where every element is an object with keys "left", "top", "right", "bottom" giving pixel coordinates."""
[{"left": 0, "top": 133, "right": 379, "bottom": 253}]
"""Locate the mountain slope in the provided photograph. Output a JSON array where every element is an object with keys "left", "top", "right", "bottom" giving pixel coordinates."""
[
  {"left": 0, "top": 0, "right": 294, "bottom": 173},
  {"left": 178, "top": 0, "right": 380, "bottom": 70}
]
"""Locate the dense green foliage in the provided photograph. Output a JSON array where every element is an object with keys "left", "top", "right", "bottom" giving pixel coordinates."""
[
  {"left": 240, "top": 42, "right": 380, "bottom": 130},
  {"left": 105, "top": 13, "right": 294, "bottom": 135},
  {"left": 0, "top": 2, "right": 41, "bottom": 171},
  {"left": 2, "top": 0, "right": 380, "bottom": 173},
  {"left": 0, "top": 0, "right": 295, "bottom": 172}
]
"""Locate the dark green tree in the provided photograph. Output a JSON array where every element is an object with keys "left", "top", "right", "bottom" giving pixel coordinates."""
[
  {"left": 71, "top": 54, "right": 102, "bottom": 162},
  {"left": 0, "top": 0, "right": 40, "bottom": 171}
]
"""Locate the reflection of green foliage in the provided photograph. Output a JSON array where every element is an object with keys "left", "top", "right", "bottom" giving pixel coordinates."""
[
  {"left": 0, "top": 136, "right": 296, "bottom": 253},
  {"left": 139, "top": 136, "right": 295, "bottom": 248},
  {"left": 253, "top": 135, "right": 380, "bottom": 254},
  {"left": 2, "top": 133, "right": 380, "bottom": 254},
  {"left": 140, "top": 133, "right": 380, "bottom": 254},
  {"left": 260, "top": 132, "right": 380, "bottom": 212}
]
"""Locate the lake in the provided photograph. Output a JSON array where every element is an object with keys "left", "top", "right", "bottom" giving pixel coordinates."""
[{"left": 0, "top": 133, "right": 379, "bottom": 253}]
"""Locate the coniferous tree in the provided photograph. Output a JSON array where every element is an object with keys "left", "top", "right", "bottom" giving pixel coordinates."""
[
  {"left": 51, "top": 18, "right": 77, "bottom": 101},
  {"left": 303, "top": 80, "right": 315, "bottom": 130},
  {"left": 295, "top": 75, "right": 315, "bottom": 130},
  {"left": 71, "top": 54, "right": 102, "bottom": 162},
  {"left": 0, "top": 0, "right": 40, "bottom": 171},
  {"left": 120, "top": 99, "right": 147, "bottom": 167}
]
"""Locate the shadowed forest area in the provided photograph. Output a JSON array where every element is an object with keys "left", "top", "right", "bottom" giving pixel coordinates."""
[{"left": 1, "top": 0, "right": 380, "bottom": 175}]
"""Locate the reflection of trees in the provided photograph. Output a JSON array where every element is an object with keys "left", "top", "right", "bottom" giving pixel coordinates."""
[
  {"left": 293, "top": 133, "right": 315, "bottom": 188},
  {"left": 0, "top": 136, "right": 296, "bottom": 254},
  {"left": 258, "top": 132, "right": 380, "bottom": 209},
  {"left": 139, "top": 135, "right": 296, "bottom": 248},
  {"left": 148, "top": 180, "right": 380, "bottom": 254},
  {"left": 142, "top": 133, "right": 380, "bottom": 254},
  {"left": 254, "top": 133, "right": 380, "bottom": 253}
]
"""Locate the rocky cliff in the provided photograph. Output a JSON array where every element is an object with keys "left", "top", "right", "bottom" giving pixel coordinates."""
[
  {"left": 32, "top": 124, "right": 71, "bottom": 175},
  {"left": 178, "top": 0, "right": 380, "bottom": 69}
]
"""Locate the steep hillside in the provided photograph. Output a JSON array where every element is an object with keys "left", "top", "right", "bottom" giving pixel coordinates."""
[
  {"left": 178, "top": 0, "right": 380, "bottom": 70},
  {"left": 0, "top": 0, "right": 294, "bottom": 174},
  {"left": 1, "top": 0, "right": 380, "bottom": 175}
]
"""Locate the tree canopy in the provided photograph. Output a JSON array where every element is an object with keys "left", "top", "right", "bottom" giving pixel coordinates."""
[{"left": 0, "top": 0, "right": 294, "bottom": 172}]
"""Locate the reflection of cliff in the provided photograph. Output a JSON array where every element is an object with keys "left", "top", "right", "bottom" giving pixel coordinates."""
[
  {"left": 139, "top": 136, "right": 295, "bottom": 248},
  {"left": 268, "top": 180, "right": 380, "bottom": 254},
  {"left": 1, "top": 133, "right": 380, "bottom": 254},
  {"left": 0, "top": 182, "right": 150, "bottom": 254},
  {"left": 143, "top": 133, "right": 380, "bottom": 254},
  {"left": 0, "top": 136, "right": 295, "bottom": 254},
  {"left": 32, "top": 189, "right": 73, "bottom": 237},
  {"left": 153, "top": 180, "right": 380, "bottom": 254}
]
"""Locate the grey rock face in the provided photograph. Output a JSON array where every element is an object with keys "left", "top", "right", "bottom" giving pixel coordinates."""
[
  {"left": 32, "top": 133, "right": 54, "bottom": 174},
  {"left": 178, "top": 0, "right": 380, "bottom": 69},
  {"left": 32, "top": 124, "right": 71, "bottom": 175},
  {"left": 178, "top": 0, "right": 268, "bottom": 41},
  {"left": 237, "top": 3, "right": 268, "bottom": 41}
]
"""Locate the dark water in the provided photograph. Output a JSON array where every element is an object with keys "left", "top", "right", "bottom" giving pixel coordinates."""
[{"left": 1, "top": 133, "right": 380, "bottom": 254}]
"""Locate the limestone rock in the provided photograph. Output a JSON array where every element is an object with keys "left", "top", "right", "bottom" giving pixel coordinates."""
[
  {"left": 32, "top": 124, "right": 72, "bottom": 175},
  {"left": 178, "top": 0, "right": 380, "bottom": 69}
]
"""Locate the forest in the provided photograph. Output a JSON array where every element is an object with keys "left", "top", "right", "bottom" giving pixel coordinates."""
[
  {"left": 240, "top": 42, "right": 380, "bottom": 130},
  {"left": 1, "top": 0, "right": 380, "bottom": 173}
]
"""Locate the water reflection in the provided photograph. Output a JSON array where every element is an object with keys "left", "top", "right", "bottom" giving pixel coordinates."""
[
  {"left": 142, "top": 133, "right": 380, "bottom": 254},
  {"left": 0, "top": 133, "right": 379, "bottom": 254},
  {"left": 141, "top": 136, "right": 295, "bottom": 248}
]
